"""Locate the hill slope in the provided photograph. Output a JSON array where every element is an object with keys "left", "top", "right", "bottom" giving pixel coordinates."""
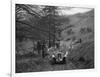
[{"left": 60, "top": 9, "right": 94, "bottom": 42}]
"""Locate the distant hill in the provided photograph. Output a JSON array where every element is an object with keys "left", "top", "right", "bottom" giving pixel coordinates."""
[{"left": 60, "top": 9, "right": 94, "bottom": 42}]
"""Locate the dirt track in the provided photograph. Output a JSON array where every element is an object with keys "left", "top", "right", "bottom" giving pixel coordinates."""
[
  {"left": 16, "top": 57, "right": 77, "bottom": 73},
  {"left": 16, "top": 42, "right": 94, "bottom": 73}
]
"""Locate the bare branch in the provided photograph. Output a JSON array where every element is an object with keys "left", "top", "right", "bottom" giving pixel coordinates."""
[
  {"left": 16, "top": 4, "right": 41, "bottom": 18},
  {"left": 16, "top": 20, "right": 55, "bottom": 37}
]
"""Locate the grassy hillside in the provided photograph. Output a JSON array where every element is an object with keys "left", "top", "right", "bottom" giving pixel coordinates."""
[{"left": 59, "top": 9, "right": 94, "bottom": 42}]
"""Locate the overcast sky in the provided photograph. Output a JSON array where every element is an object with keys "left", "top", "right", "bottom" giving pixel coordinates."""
[{"left": 58, "top": 7, "right": 93, "bottom": 15}]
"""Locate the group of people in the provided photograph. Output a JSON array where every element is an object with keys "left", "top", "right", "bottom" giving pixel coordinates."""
[
  {"left": 33, "top": 38, "right": 82, "bottom": 58},
  {"left": 33, "top": 40, "right": 60, "bottom": 57}
]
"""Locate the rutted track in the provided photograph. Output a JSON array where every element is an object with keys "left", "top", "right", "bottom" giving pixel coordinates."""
[{"left": 16, "top": 41, "right": 94, "bottom": 73}]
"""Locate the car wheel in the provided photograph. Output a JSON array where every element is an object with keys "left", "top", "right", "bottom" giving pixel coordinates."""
[
  {"left": 50, "top": 58, "right": 56, "bottom": 65},
  {"left": 62, "top": 57, "right": 66, "bottom": 64}
]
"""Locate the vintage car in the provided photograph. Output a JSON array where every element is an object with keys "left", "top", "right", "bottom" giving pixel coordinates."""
[
  {"left": 47, "top": 46, "right": 69, "bottom": 64},
  {"left": 51, "top": 51, "right": 68, "bottom": 64},
  {"left": 47, "top": 39, "right": 82, "bottom": 64}
]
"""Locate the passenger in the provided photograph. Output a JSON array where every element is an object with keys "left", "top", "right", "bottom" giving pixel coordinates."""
[{"left": 37, "top": 40, "right": 42, "bottom": 54}]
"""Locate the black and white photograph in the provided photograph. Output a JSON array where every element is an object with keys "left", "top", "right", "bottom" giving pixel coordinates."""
[{"left": 15, "top": 4, "right": 94, "bottom": 73}]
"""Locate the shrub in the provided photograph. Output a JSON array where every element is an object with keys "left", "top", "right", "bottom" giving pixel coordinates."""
[{"left": 80, "top": 27, "right": 92, "bottom": 34}]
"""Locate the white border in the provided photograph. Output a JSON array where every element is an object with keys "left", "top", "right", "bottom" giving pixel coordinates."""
[
  {"left": 11, "top": 0, "right": 96, "bottom": 77},
  {"left": 11, "top": 1, "right": 15, "bottom": 76},
  {"left": 12, "top": 0, "right": 95, "bottom": 8}
]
